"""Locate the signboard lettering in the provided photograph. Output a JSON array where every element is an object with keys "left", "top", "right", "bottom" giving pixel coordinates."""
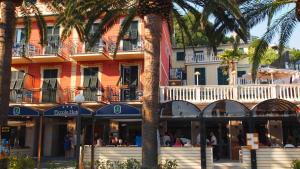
[
  {"left": 247, "top": 133, "right": 259, "bottom": 150},
  {"left": 53, "top": 109, "right": 78, "bottom": 116}
]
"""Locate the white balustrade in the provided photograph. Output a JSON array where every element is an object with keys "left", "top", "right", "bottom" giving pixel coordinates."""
[{"left": 160, "top": 84, "right": 300, "bottom": 103}]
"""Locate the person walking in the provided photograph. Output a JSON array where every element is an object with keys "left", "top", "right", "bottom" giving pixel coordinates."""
[
  {"left": 64, "top": 132, "right": 72, "bottom": 159},
  {"left": 210, "top": 132, "right": 219, "bottom": 161}
]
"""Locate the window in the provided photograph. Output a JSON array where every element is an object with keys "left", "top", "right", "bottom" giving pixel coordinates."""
[
  {"left": 123, "top": 21, "right": 139, "bottom": 51},
  {"left": 176, "top": 52, "right": 185, "bottom": 61},
  {"left": 194, "top": 68, "right": 206, "bottom": 85},
  {"left": 218, "top": 67, "right": 229, "bottom": 85},
  {"left": 45, "top": 26, "right": 60, "bottom": 54},
  {"left": 83, "top": 67, "right": 99, "bottom": 101},
  {"left": 42, "top": 69, "right": 58, "bottom": 103},
  {"left": 10, "top": 70, "right": 25, "bottom": 102},
  {"left": 237, "top": 71, "right": 246, "bottom": 78},
  {"left": 121, "top": 65, "right": 139, "bottom": 100},
  {"left": 85, "top": 24, "right": 105, "bottom": 53},
  {"left": 15, "top": 28, "right": 25, "bottom": 44}
]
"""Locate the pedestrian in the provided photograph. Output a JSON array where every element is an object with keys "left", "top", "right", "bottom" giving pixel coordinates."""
[
  {"left": 64, "top": 132, "right": 71, "bottom": 159},
  {"left": 210, "top": 132, "right": 219, "bottom": 161},
  {"left": 163, "top": 132, "right": 171, "bottom": 146}
]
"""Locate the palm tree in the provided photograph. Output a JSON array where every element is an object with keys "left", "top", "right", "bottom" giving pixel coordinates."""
[
  {"left": 0, "top": 1, "right": 49, "bottom": 168},
  {"left": 243, "top": 0, "right": 300, "bottom": 80},
  {"left": 289, "top": 48, "right": 300, "bottom": 69},
  {"left": 57, "top": 0, "right": 247, "bottom": 168},
  {"left": 218, "top": 36, "right": 244, "bottom": 85}
]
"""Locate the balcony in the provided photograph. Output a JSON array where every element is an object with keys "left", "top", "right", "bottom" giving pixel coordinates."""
[
  {"left": 103, "top": 85, "right": 143, "bottom": 102},
  {"left": 69, "top": 39, "right": 110, "bottom": 61},
  {"left": 185, "top": 53, "right": 221, "bottom": 64},
  {"left": 107, "top": 36, "right": 144, "bottom": 60},
  {"left": 12, "top": 43, "right": 32, "bottom": 64},
  {"left": 12, "top": 38, "right": 69, "bottom": 63},
  {"left": 160, "top": 84, "right": 300, "bottom": 104}
]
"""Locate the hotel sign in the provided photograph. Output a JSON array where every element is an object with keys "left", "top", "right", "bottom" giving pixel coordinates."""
[
  {"left": 44, "top": 104, "right": 92, "bottom": 117},
  {"left": 8, "top": 106, "right": 39, "bottom": 117}
]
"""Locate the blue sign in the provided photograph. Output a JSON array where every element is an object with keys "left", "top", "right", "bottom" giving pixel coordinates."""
[
  {"left": 8, "top": 106, "right": 39, "bottom": 117},
  {"left": 44, "top": 104, "right": 92, "bottom": 117},
  {"left": 95, "top": 104, "right": 140, "bottom": 117}
]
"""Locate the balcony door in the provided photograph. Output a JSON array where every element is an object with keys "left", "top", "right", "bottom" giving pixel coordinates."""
[
  {"left": 121, "top": 65, "right": 138, "bottom": 100},
  {"left": 122, "top": 21, "right": 138, "bottom": 51},
  {"left": 13, "top": 28, "right": 26, "bottom": 56},
  {"left": 10, "top": 70, "right": 25, "bottom": 102},
  {"left": 218, "top": 67, "right": 229, "bottom": 85},
  {"left": 83, "top": 67, "right": 99, "bottom": 101},
  {"left": 45, "top": 26, "right": 60, "bottom": 55},
  {"left": 42, "top": 69, "right": 58, "bottom": 103},
  {"left": 85, "top": 24, "right": 104, "bottom": 53}
]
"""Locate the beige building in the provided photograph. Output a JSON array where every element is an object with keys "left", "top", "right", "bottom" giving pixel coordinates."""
[{"left": 170, "top": 43, "right": 251, "bottom": 86}]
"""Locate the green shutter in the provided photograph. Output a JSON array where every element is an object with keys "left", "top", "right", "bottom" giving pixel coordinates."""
[
  {"left": 194, "top": 68, "right": 206, "bottom": 85},
  {"left": 218, "top": 68, "right": 229, "bottom": 85}
]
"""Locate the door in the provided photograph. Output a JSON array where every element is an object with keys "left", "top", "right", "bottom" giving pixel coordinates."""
[
  {"left": 121, "top": 65, "right": 138, "bottom": 100},
  {"left": 45, "top": 26, "right": 60, "bottom": 54},
  {"left": 123, "top": 21, "right": 138, "bottom": 51},
  {"left": 194, "top": 68, "right": 206, "bottom": 85},
  {"left": 218, "top": 67, "right": 229, "bottom": 85},
  {"left": 42, "top": 69, "right": 58, "bottom": 103},
  {"left": 83, "top": 67, "right": 99, "bottom": 101},
  {"left": 10, "top": 70, "right": 25, "bottom": 102}
]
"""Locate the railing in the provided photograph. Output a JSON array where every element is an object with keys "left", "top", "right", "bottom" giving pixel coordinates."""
[
  {"left": 12, "top": 40, "right": 69, "bottom": 57},
  {"left": 9, "top": 85, "right": 143, "bottom": 104},
  {"left": 185, "top": 53, "right": 221, "bottom": 64},
  {"left": 103, "top": 85, "right": 143, "bottom": 102},
  {"left": 69, "top": 39, "right": 108, "bottom": 55},
  {"left": 160, "top": 84, "right": 300, "bottom": 103},
  {"left": 107, "top": 36, "right": 144, "bottom": 53}
]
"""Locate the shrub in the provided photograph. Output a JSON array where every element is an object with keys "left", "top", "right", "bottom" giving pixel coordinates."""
[
  {"left": 95, "top": 159, "right": 141, "bottom": 169},
  {"left": 292, "top": 160, "right": 300, "bottom": 169},
  {"left": 159, "top": 160, "right": 178, "bottom": 169},
  {"left": 8, "top": 156, "right": 35, "bottom": 169}
]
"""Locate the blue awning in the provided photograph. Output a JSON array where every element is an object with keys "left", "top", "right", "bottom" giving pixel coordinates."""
[
  {"left": 95, "top": 104, "right": 141, "bottom": 118},
  {"left": 9, "top": 106, "right": 39, "bottom": 117},
  {"left": 44, "top": 104, "right": 92, "bottom": 117}
]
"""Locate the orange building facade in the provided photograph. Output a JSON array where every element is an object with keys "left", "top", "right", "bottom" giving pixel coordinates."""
[{"left": 9, "top": 6, "right": 171, "bottom": 157}]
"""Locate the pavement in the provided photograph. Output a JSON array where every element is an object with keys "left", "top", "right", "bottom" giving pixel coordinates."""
[{"left": 213, "top": 160, "right": 242, "bottom": 169}]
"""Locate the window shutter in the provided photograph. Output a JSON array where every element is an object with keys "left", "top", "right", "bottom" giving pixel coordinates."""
[
  {"left": 15, "top": 79, "right": 23, "bottom": 90},
  {"left": 49, "top": 79, "right": 57, "bottom": 89},
  {"left": 90, "top": 76, "right": 98, "bottom": 89},
  {"left": 42, "top": 79, "right": 50, "bottom": 89}
]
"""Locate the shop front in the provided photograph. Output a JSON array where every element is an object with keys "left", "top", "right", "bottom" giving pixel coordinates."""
[
  {"left": 42, "top": 104, "right": 92, "bottom": 158},
  {"left": 8, "top": 106, "right": 40, "bottom": 157},
  {"left": 159, "top": 100, "right": 213, "bottom": 169},
  {"left": 240, "top": 99, "right": 300, "bottom": 169}
]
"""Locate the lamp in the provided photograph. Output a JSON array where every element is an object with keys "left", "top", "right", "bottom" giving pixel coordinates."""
[
  {"left": 74, "top": 94, "right": 85, "bottom": 169},
  {"left": 194, "top": 71, "right": 201, "bottom": 86}
]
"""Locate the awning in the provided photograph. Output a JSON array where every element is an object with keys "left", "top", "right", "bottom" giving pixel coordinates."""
[
  {"left": 160, "top": 100, "right": 201, "bottom": 118},
  {"left": 44, "top": 104, "right": 92, "bottom": 117},
  {"left": 9, "top": 106, "right": 39, "bottom": 117},
  {"left": 95, "top": 104, "right": 141, "bottom": 118}
]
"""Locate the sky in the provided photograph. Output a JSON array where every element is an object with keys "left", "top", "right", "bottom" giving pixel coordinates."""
[
  {"left": 250, "top": 21, "right": 300, "bottom": 50},
  {"left": 249, "top": 4, "right": 300, "bottom": 50}
]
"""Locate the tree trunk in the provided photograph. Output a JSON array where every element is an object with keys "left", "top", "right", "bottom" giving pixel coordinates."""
[
  {"left": 142, "top": 14, "right": 162, "bottom": 169},
  {"left": 296, "top": 0, "right": 300, "bottom": 21},
  {"left": 0, "top": 1, "right": 16, "bottom": 168}
]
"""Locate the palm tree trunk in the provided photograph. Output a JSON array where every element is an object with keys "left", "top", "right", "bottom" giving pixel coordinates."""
[
  {"left": 142, "top": 14, "right": 162, "bottom": 169},
  {"left": 296, "top": 0, "right": 300, "bottom": 21},
  {"left": 0, "top": 1, "right": 16, "bottom": 168}
]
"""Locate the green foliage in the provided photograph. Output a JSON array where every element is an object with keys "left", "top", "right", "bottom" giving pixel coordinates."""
[
  {"left": 289, "top": 49, "right": 300, "bottom": 63},
  {"left": 95, "top": 159, "right": 141, "bottom": 169},
  {"left": 8, "top": 156, "right": 35, "bottom": 169},
  {"left": 159, "top": 160, "right": 178, "bottom": 169},
  {"left": 248, "top": 39, "right": 278, "bottom": 66},
  {"left": 291, "top": 160, "right": 300, "bottom": 169},
  {"left": 174, "top": 12, "right": 209, "bottom": 47}
]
